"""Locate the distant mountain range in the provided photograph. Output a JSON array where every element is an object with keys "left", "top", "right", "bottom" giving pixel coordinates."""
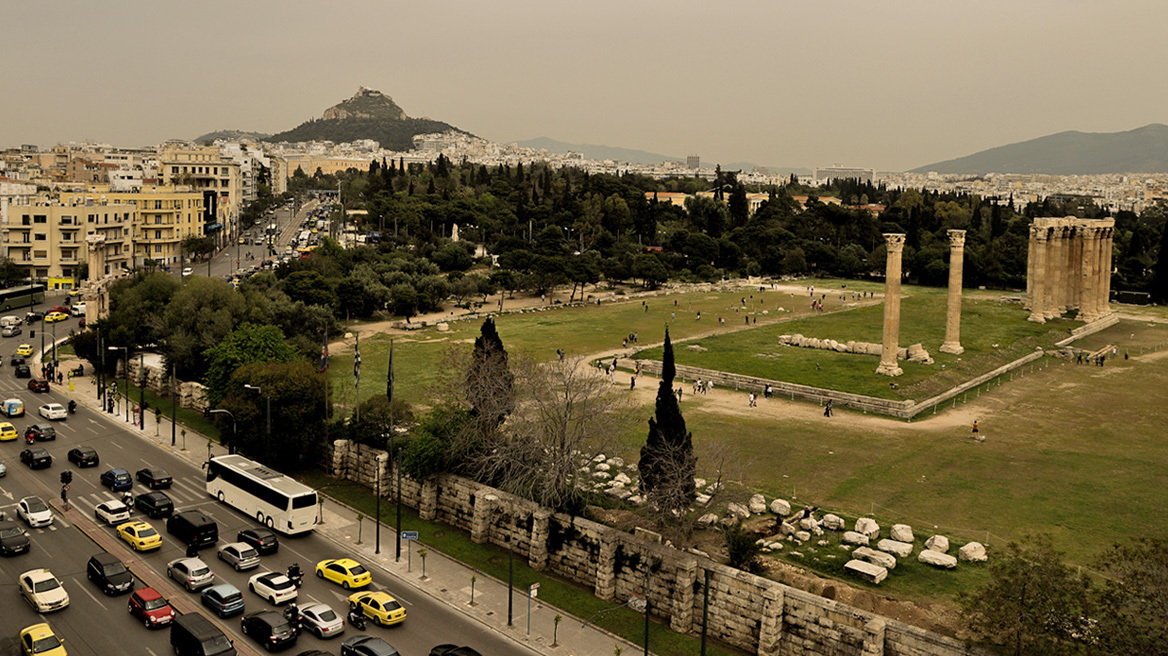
[
  {"left": 514, "top": 137, "right": 810, "bottom": 175},
  {"left": 912, "top": 124, "right": 1168, "bottom": 175}
]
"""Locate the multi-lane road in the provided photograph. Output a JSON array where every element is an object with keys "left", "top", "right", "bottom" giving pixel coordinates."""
[{"left": 0, "top": 314, "right": 528, "bottom": 655}]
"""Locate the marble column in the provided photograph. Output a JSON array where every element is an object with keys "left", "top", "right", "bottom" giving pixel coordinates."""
[
  {"left": 940, "top": 229, "right": 966, "bottom": 355},
  {"left": 1024, "top": 227, "right": 1037, "bottom": 310},
  {"left": 1068, "top": 226, "right": 1082, "bottom": 311},
  {"left": 1044, "top": 225, "right": 1062, "bottom": 320},
  {"left": 1028, "top": 227, "right": 1048, "bottom": 323},
  {"left": 1100, "top": 227, "right": 1114, "bottom": 317},
  {"left": 876, "top": 234, "right": 905, "bottom": 377},
  {"left": 1079, "top": 227, "right": 1097, "bottom": 323}
]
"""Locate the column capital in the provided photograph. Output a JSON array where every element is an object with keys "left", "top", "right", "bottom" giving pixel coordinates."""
[
  {"left": 1034, "top": 226, "right": 1049, "bottom": 242},
  {"left": 883, "top": 233, "right": 906, "bottom": 253},
  {"left": 947, "top": 229, "right": 966, "bottom": 248}
]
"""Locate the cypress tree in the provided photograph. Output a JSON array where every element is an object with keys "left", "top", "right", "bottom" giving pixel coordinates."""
[
  {"left": 466, "top": 318, "right": 514, "bottom": 428},
  {"left": 638, "top": 329, "right": 695, "bottom": 508},
  {"left": 1152, "top": 224, "right": 1168, "bottom": 302}
]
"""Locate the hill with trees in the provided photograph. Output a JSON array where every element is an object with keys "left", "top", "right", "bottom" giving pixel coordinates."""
[
  {"left": 912, "top": 124, "right": 1168, "bottom": 175},
  {"left": 266, "top": 87, "right": 469, "bottom": 151}
]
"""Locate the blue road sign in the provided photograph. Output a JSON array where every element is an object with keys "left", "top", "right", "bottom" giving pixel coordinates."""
[{"left": 401, "top": 531, "right": 419, "bottom": 540}]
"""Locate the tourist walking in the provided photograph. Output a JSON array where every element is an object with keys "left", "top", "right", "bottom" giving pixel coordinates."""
[
  {"left": 748, "top": 393, "right": 756, "bottom": 407},
  {"left": 823, "top": 399, "right": 833, "bottom": 417}
]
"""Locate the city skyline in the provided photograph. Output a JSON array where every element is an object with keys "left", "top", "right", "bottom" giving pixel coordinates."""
[{"left": 5, "top": 0, "right": 1167, "bottom": 172}]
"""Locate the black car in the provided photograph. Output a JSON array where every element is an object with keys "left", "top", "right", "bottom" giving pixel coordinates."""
[
  {"left": 429, "top": 647, "right": 483, "bottom": 656},
  {"left": 24, "top": 311, "right": 42, "bottom": 324},
  {"left": 240, "top": 610, "right": 298, "bottom": 652},
  {"left": 67, "top": 446, "right": 99, "bottom": 468},
  {"left": 9, "top": 355, "right": 24, "bottom": 366},
  {"left": 19, "top": 447, "right": 51, "bottom": 469},
  {"left": 135, "top": 491, "right": 174, "bottom": 519},
  {"left": 237, "top": 527, "right": 279, "bottom": 555},
  {"left": 342, "top": 636, "right": 399, "bottom": 656},
  {"left": 25, "top": 424, "right": 56, "bottom": 442},
  {"left": 0, "top": 520, "right": 30, "bottom": 556},
  {"left": 136, "top": 467, "right": 172, "bottom": 489},
  {"left": 13, "top": 364, "right": 30, "bottom": 378},
  {"left": 27, "top": 378, "right": 49, "bottom": 393},
  {"left": 86, "top": 552, "right": 134, "bottom": 595}
]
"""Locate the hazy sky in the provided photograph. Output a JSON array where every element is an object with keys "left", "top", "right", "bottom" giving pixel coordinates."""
[{"left": 5, "top": 1, "right": 1166, "bottom": 171}]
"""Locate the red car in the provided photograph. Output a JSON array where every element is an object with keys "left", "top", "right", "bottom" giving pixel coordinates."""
[
  {"left": 127, "top": 587, "right": 175, "bottom": 628},
  {"left": 27, "top": 378, "right": 49, "bottom": 393},
  {"left": 50, "top": 306, "right": 69, "bottom": 314}
]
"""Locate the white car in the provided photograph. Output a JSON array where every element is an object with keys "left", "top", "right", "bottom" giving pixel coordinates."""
[
  {"left": 167, "top": 557, "right": 215, "bottom": 591},
  {"left": 17, "top": 496, "right": 53, "bottom": 528},
  {"left": 94, "top": 499, "right": 131, "bottom": 525},
  {"left": 297, "top": 602, "right": 344, "bottom": 638},
  {"left": 20, "top": 568, "right": 69, "bottom": 612},
  {"left": 38, "top": 403, "right": 67, "bottom": 421},
  {"left": 181, "top": 267, "right": 194, "bottom": 277},
  {"left": 247, "top": 571, "right": 297, "bottom": 605}
]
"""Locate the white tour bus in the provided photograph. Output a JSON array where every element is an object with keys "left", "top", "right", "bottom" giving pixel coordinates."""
[{"left": 206, "top": 455, "right": 318, "bottom": 535}]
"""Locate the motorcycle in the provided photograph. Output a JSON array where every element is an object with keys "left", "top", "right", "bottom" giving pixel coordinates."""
[
  {"left": 25, "top": 433, "right": 34, "bottom": 445},
  {"left": 68, "top": 400, "right": 76, "bottom": 415},
  {"left": 347, "top": 607, "right": 366, "bottom": 631},
  {"left": 286, "top": 565, "right": 304, "bottom": 589}
]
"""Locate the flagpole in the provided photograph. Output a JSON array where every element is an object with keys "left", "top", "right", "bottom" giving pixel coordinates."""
[{"left": 354, "top": 332, "right": 360, "bottom": 423}]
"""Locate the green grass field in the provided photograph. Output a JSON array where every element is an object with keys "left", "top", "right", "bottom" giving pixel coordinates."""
[{"left": 323, "top": 282, "right": 1168, "bottom": 608}]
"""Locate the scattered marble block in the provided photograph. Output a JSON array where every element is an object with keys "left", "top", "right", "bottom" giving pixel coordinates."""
[
  {"left": 727, "top": 503, "right": 750, "bottom": 519},
  {"left": 925, "top": 535, "right": 950, "bottom": 553},
  {"left": 821, "top": 514, "right": 845, "bottom": 531},
  {"left": 845, "top": 559, "right": 888, "bottom": 584},
  {"left": 890, "top": 524, "right": 915, "bottom": 543},
  {"left": 852, "top": 546, "right": 897, "bottom": 569},
  {"left": 770, "top": 499, "right": 791, "bottom": 516},
  {"left": 697, "top": 513, "right": 719, "bottom": 528},
  {"left": 855, "top": 518, "right": 880, "bottom": 539},
  {"left": 795, "top": 530, "right": 811, "bottom": 542},
  {"left": 958, "top": 542, "right": 988, "bottom": 562},
  {"left": 877, "top": 539, "right": 914, "bottom": 558},
  {"left": 842, "top": 531, "right": 870, "bottom": 546},
  {"left": 748, "top": 494, "right": 767, "bottom": 514},
  {"left": 918, "top": 550, "right": 958, "bottom": 569}
]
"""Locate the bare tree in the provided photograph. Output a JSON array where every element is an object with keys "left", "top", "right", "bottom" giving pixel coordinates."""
[{"left": 473, "top": 355, "right": 634, "bottom": 512}]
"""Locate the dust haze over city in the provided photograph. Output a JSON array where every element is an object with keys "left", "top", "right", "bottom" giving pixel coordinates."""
[{"left": 6, "top": 0, "right": 1168, "bottom": 171}]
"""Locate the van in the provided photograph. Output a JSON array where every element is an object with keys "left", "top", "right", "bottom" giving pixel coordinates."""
[
  {"left": 0, "top": 316, "right": 20, "bottom": 329},
  {"left": 167, "top": 510, "right": 218, "bottom": 548},
  {"left": 170, "top": 612, "right": 236, "bottom": 656}
]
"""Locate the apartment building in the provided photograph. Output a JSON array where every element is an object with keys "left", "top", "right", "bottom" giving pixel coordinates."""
[
  {"left": 61, "top": 184, "right": 204, "bottom": 269},
  {"left": 157, "top": 143, "right": 241, "bottom": 238},
  {"left": 3, "top": 199, "right": 135, "bottom": 288}
]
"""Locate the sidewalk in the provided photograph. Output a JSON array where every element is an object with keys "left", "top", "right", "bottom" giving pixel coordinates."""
[{"left": 47, "top": 343, "right": 648, "bottom": 656}]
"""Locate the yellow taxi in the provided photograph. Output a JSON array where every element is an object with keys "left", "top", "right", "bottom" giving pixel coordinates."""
[
  {"left": 44, "top": 312, "right": 68, "bottom": 323},
  {"left": 348, "top": 590, "right": 406, "bottom": 626},
  {"left": 19, "top": 623, "right": 66, "bottom": 656},
  {"left": 15, "top": 344, "right": 33, "bottom": 357},
  {"left": 0, "top": 422, "right": 17, "bottom": 441},
  {"left": 315, "top": 558, "right": 371, "bottom": 589},
  {"left": 118, "top": 521, "right": 163, "bottom": 551}
]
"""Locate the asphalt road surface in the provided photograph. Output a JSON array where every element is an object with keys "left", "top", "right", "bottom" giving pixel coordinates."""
[{"left": 0, "top": 322, "right": 527, "bottom": 655}]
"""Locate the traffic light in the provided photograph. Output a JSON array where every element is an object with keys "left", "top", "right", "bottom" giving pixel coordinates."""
[{"left": 60, "top": 470, "right": 72, "bottom": 485}]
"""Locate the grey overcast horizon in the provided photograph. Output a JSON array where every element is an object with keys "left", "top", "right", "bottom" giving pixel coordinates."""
[{"left": 4, "top": 0, "right": 1165, "bottom": 172}]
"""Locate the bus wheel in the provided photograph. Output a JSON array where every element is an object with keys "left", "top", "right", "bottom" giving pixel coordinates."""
[
  {"left": 217, "top": 491, "right": 225, "bottom": 502},
  {"left": 266, "top": 516, "right": 275, "bottom": 529},
  {"left": 257, "top": 512, "right": 265, "bottom": 524}
]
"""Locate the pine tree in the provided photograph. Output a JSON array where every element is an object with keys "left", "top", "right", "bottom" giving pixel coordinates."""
[
  {"left": 465, "top": 318, "right": 514, "bottom": 428},
  {"left": 638, "top": 329, "right": 695, "bottom": 512}
]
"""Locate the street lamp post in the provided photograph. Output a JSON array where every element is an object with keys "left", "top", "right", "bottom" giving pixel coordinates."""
[
  {"left": 207, "top": 408, "right": 236, "bottom": 455},
  {"left": 243, "top": 384, "right": 270, "bottom": 456},
  {"left": 138, "top": 352, "right": 145, "bottom": 429},
  {"left": 107, "top": 346, "right": 128, "bottom": 422}
]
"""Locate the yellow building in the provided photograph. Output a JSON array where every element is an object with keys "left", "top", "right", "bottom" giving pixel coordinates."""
[
  {"left": 3, "top": 199, "right": 136, "bottom": 288},
  {"left": 62, "top": 184, "right": 204, "bottom": 269},
  {"left": 158, "top": 143, "right": 241, "bottom": 234}
]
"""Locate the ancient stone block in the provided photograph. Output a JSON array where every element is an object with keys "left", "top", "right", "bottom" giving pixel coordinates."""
[
  {"left": 842, "top": 531, "right": 869, "bottom": 546},
  {"left": 821, "top": 514, "right": 845, "bottom": 531},
  {"left": 770, "top": 499, "right": 791, "bottom": 516},
  {"left": 851, "top": 546, "right": 896, "bottom": 569},
  {"left": 855, "top": 517, "right": 880, "bottom": 539},
  {"left": 727, "top": 502, "right": 750, "bottom": 519},
  {"left": 876, "top": 539, "right": 914, "bottom": 558},
  {"left": 959, "top": 541, "right": 988, "bottom": 562},
  {"left": 748, "top": 494, "right": 767, "bottom": 514},
  {"left": 918, "top": 550, "right": 958, "bottom": 569},
  {"left": 924, "top": 535, "right": 950, "bottom": 553},
  {"left": 844, "top": 559, "right": 888, "bottom": 584},
  {"left": 890, "top": 524, "right": 915, "bottom": 543}
]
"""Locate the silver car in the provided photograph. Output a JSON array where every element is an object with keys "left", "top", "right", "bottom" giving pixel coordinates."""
[
  {"left": 166, "top": 557, "right": 215, "bottom": 591},
  {"left": 297, "top": 602, "right": 345, "bottom": 639},
  {"left": 217, "top": 542, "right": 261, "bottom": 571}
]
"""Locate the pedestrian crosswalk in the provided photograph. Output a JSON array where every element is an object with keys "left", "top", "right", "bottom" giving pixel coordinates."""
[{"left": 73, "top": 475, "right": 213, "bottom": 520}]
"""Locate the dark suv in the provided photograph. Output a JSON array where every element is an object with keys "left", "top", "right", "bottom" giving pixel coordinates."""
[
  {"left": 25, "top": 424, "right": 56, "bottom": 442},
  {"left": 240, "top": 610, "right": 298, "bottom": 651},
  {"left": 87, "top": 552, "right": 134, "bottom": 595},
  {"left": 135, "top": 491, "right": 174, "bottom": 519},
  {"left": 13, "top": 364, "right": 30, "bottom": 378}
]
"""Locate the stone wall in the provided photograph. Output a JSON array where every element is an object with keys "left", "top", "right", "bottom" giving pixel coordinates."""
[
  {"left": 330, "top": 440, "right": 981, "bottom": 656},
  {"left": 1053, "top": 313, "right": 1120, "bottom": 347},
  {"left": 113, "top": 357, "right": 209, "bottom": 412}
]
